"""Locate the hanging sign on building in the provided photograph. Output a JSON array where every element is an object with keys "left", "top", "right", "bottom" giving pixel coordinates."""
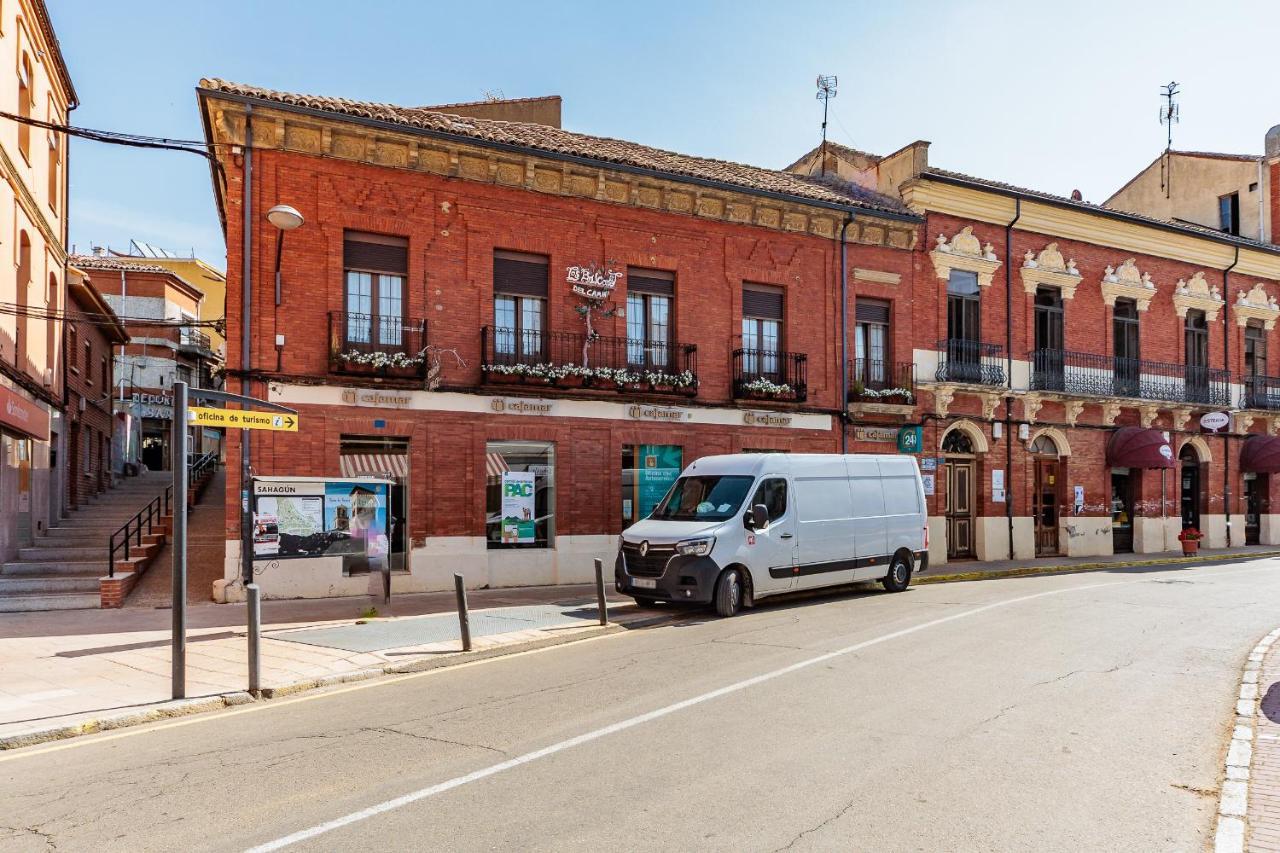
[
  {"left": 0, "top": 384, "right": 49, "bottom": 440},
  {"left": 1199, "top": 411, "right": 1230, "bottom": 433},
  {"left": 896, "top": 425, "right": 923, "bottom": 454},
  {"left": 188, "top": 407, "right": 298, "bottom": 432},
  {"left": 500, "top": 471, "right": 537, "bottom": 544},
  {"left": 567, "top": 264, "right": 622, "bottom": 300}
]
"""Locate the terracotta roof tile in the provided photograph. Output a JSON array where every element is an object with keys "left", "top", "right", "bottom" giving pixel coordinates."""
[
  {"left": 68, "top": 255, "right": 175, "bottom": 275},
  {"left": 198, "top": 79, "right": 915, "bottom": 218}
]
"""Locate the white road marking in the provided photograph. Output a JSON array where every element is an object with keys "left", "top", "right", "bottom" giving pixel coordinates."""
[{"left": 246, "top": 579, "right": 1130, "bottom": 852}]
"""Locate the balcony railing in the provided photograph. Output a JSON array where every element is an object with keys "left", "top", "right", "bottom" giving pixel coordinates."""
[
  {"left": 480, "top": 326, "right": 698, "bottom": 395},
  {"left": 178, "top": 329, "right": 212, "bottom": 354},
  {"left": 1244, "top": 374, "right": 1280, "bottom": 410},
  {"left": 848, "top": 359, "right": 915, "bottom": 405},
  {"left": 732, "top": 348, "right": 807, "bottom": 403},
  {"left": 329, "top": 312, "right": 428, "bottom": 378},
  {"left": 934, "top": 339, "right": 1006, "bottom": 386},
  {"left": 1029, "top": 348, "right": 1230, "bottom": 406}
]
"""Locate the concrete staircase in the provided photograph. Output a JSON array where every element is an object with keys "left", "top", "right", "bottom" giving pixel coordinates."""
[{"left": 0, "top": 473, "right": 174, "bottom": 612}]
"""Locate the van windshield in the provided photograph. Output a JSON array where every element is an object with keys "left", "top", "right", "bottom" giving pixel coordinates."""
[{"left": 650, "top": 475, "right": 755, "bottom": 522}]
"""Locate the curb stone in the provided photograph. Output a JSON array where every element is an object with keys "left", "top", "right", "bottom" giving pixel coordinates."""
[
  {"left": 1215, "top": 626, "right": 1280, "bottom": 853},
  {"left": 3, "top": 553, "right": 1277, "bottom": 752}
]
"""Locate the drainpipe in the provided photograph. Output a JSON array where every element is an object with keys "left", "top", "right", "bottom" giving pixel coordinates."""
[
  {"left": 1224, "top": 245, "right": 1240, "bottom": 547},
  {"left": 1004, "top": 198, "right": 1022, "bottom": 560},
  {"left": 240, "top": 106, "right": 254, "bottom": 586},
  {"left": 839, "top": 213, "right": 854, "bottom": 453}
]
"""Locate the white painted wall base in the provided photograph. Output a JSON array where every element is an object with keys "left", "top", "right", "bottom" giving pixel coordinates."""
[
  {"left": 974, "top": 516, "right": 1034, "bottom": 561},
  {"left": 1203, "top": 514, "right": 1228, "bottom": 549},
  {"left": 1060, "top": 517, "right": 1113, "bottom": 557},
  {"left": 927, "top": 516, "right": 947, "bottom": 568},
  {"left": 1260, "top": 514, "right": 1280, "bottom": 546},
  {"left": 1134, "top": 517, "right": 1180, "bottom": 554},
  {"left": 217, "top": 535, "right": 617, "bottom": 601}
]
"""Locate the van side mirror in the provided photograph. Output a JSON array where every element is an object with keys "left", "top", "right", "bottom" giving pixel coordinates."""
[{"left": 750, "top": 503, "right": 769, "bottom": 530}]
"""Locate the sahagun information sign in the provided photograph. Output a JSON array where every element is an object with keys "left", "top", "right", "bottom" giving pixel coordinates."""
[
  {"left": 500, "top": 471, "right": 536, "bottom": 544},
  {"left": 253, "top": 477, "right": 389, "bottom": 559}
]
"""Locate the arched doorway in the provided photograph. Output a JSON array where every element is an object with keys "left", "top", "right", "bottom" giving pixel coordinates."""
[
  {"left": 1179, "top": 443, "right": 1202, "bottom": 531},
  {"left": 1030, "top": 434, "right": 1061, "bottom": 556},
  {"left": 942, "top": 428, "right": 976, "bottom": 560}
]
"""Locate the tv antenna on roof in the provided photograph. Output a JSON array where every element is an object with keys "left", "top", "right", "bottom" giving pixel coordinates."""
[
  {"left": 815, "top": 75, "right": 837, "bottom": 178},
  {"left": 1159, "top": 81, "right": 1180, "bottom": 196}
]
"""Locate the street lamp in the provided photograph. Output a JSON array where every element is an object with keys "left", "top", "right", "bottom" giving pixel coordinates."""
[{"left": 240, "top": 203, "right": 304, "bottom": 590}]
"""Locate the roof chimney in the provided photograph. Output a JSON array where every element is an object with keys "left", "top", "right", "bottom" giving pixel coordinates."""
[{"left": 1070, "top": 189, "right": 1083, "bottom": 201}]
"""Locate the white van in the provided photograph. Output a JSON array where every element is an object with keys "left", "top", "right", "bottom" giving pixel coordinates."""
[{"left": 615, "top": 453, "right": 928, "bottom": 616}]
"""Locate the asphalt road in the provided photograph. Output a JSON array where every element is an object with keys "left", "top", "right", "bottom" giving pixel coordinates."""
[{"left": 3, "top": 558, "right": 1279, "bottom": 852}]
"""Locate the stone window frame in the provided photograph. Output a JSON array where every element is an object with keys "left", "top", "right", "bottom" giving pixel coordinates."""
[
  {"left": 928, "top": 226, "right": 1001, "bottom": 289},
  {"left": 1018, "top": 242, "right": 1082, "bottom": 300}
]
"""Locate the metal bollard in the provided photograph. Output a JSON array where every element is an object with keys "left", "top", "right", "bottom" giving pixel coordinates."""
[
  {"left": 454, "top": 573, "right": 472, "bottom": 652},
  {"left": 247, "top": 583, "right": 261, "bottom": 696},
  {"left": 594, "top": 558, "right": 608, "bottom": 626}
]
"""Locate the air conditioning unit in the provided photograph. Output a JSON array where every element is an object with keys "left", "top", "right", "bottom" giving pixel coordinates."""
[{"left": 43, "top": 368, "right": 53, "bottom": 386}]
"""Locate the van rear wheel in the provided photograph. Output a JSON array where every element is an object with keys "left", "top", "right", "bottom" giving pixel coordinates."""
[
  {"left": 714, "top": 568, "right": 743, "bottom": 617},
  {"left": 881, "top": 553, "right": 911, "bottom": 593}
]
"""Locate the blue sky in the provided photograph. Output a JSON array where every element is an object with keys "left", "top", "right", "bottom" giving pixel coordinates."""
[{"left": 52, "top": 0, "right": 1280, "bottom": 270}]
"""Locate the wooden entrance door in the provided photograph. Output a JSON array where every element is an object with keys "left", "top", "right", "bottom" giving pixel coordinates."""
[
  {"left": 1033, "top": 459, "right": 1060, "bottom": 556},
  {"left": 1245, "top": 474, "right": 1264, "bottom": 545},
  {"left": 944, "top": 460, "right": 974, "bottom": 559}
]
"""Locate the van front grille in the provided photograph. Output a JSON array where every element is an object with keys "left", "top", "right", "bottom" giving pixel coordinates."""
[{"left": 621, "top": 541, "right": 676, "bottom": 577}]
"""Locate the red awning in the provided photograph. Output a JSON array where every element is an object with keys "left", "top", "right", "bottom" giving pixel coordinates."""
[
  {"left": 1106, "top": 427, "right": 1175, "bottom": 469},
  {"left": 1241, "top": 436, "right": 1280, "bottom": 473}
]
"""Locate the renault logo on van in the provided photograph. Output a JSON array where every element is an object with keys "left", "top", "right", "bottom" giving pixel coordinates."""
[{"left": 639, "top": 541, "right": 649, "bottom": 557}]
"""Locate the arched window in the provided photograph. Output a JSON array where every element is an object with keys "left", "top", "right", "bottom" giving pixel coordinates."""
[
  {"left": 942, "top": 429, "right": 975, "bottom": 455},
  {"left": 1030, "top": 434, "right": 1059, "bottom": 456},
  {"left": 46, "top": 272, "right": 58, "bottom": 375},
  {"left": 17, "top": 52, "right": 32, "bottom": 162},
  {"left": 14, "top": 231, "right": 30, "bottom": 363}
]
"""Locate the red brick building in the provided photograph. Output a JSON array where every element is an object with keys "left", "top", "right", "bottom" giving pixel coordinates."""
[
  {"left": 196, "top": 81, "right": 922, "bottom": 600},
  {"left": 790, "top": 141, "right": 1280, "bottom": 564},
  {"left": 63, "top": 267, "right": 127, "bottom": 509}
]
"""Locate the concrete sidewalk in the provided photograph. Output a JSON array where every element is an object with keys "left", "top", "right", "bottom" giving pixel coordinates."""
[
  {"left": 922, "top": 544, "right": 1280, "bottom": 583},
  {"left": 0, "top": 583, "right": 644, "bottom": 747}
]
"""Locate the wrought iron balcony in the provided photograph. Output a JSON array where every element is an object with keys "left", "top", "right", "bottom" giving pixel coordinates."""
[
  {"left": 329, "top": 312, "right": 428, "bottom": 378},
  {"left": 1244, "top": 374, "right": 1280, "bottom": 410},
  {"left": 934, "top": 339, "right": 1006, "bottom": 386},
  {"left": 480, "top": 326, "right": 698, "bottom": 396},
  {"left": 177, "top": 329, "right": 213, "bottom": 355},
  {"left": 732, "top": 348, "right": 808, "bottom": 403},
  {"left": 1029, "top": 348, "right": 1230, "bottom": 406},
  {"left": 848, "top": 359, "right": 915, "bottom": 405}
]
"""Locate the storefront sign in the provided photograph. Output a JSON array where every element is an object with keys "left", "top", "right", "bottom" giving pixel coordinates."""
[
  {"left": 637, "top": 445, "right": 682, "bottom": 518},
  {"left": 252, "top": 478, "right": 389, "bottom": 561},
  {"left": 854, "top": 426, "right": 898, "bottom": 443},
  {"left": 132, "top": 391, "right": 173, "bottom": 406},
  {"left": 490, "top": 397, "right": 555, "bottom": 416},
  {"left": 340, "top": 389, "right": 412, "bottom": 408},
  {"left": 743, "top": 411, "right": 794, "bottom": 428},
  {"left": 1199, "top": 411, "right": 1230, "bottom": 433},
  {"left": 896, "top": 425, "right": 923, "bottom": 454},
  {"left": 0, "top": 384, "right": 49, "bottom": 441},
  {"left": 992, "top": 469, "right": 1005, "bottom": 503},
  {"left": 567, "top": 264, "right": 621, "bottom": 300},
  {"left": 500, "top": 471, "right": 537, "bottom": 543},
  {"left": 627, "top": 404, "right": 690, "bottom": 423}
]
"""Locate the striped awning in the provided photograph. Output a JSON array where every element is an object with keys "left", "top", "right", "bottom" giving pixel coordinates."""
[
  {"left": 485, "top": 452, "right": 510, "bottom": 478},
  {"left": 340, "top": 453, "right": 408, "bottom": 479}
]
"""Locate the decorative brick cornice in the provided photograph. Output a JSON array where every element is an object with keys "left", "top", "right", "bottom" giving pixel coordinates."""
[
  {"left": 1100, "top": 258, "right": 1157, "bottom": 311},
  {"left": 1019, "top": 242, "right": 1081, "bottom": 299},
  {"left": 1172, "top": 271, "right": 1225, "bottom": 320},
  {"left": 928, "top": 226, "right": 1001, "bottom": 287},
  {"left": 1233, "top": 283, "right": 1280, "bottom": 330},
  {"left": 203, "top": 101, "right": 917, "bottom": 251}
]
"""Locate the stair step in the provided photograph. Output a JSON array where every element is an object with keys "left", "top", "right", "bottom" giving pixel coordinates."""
[
  {"left": 0, "top": 592, "right": 101, "bottom": 612},
  {"left": 18, "top": 546, "right": 104, "bottom": 561},
  {"left": 0, "top": 563, "right": 102, "bottom": 577},
  {"left": 0, "top": 576, "right": 99, "bottom": 594},
  {"left": 45, "top": 526, "right": 123, "bottom": 538}
]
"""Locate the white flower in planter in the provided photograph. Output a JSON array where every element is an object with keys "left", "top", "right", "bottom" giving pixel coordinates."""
[{"left": 742, "top": 376, "right": 794, "bottom": 396}]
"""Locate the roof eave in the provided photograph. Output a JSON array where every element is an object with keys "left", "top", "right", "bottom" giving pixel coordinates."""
[
  {"left": 920, "top": 170, "right": 1280, "bottom": 257},
  {"left": 196, "top": 86, "right": 922, "bottom": 225}
]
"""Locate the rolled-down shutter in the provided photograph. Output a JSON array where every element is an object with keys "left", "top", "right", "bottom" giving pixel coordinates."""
[
  {"left": 628, "top": 268, "right": 675, "bottom": 296},
  {"left": 344, "top": 231, "right": 408, "bottom": 274},
  {"left": 855, "top": 298, "right": 891, "bottom": 324},
  {"left": 742, "top": 283, "right": 784, "bottom": 320},
  {"left": 494, "top": 250, "right": 549, "bottom": 297}
]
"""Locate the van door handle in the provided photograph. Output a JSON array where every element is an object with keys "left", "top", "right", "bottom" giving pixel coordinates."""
[{"left": 779, "top": 533, "right": 794, "bottom": 539}]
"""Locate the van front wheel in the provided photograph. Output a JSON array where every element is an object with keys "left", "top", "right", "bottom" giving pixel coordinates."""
[
  {"left": 881, "top": 554, "right": 912, "bottom": 593},
  {"left": 714, "top": 568, "right": 743, "bottom": 617}
]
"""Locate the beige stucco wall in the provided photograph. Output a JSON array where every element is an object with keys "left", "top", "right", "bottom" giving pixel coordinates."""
[{"left": 1108, "top": 154, "right": 1267, "bottom": 242}]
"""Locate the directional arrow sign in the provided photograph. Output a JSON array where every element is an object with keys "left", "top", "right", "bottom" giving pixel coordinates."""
[{"left": 187, "top": 406, "right": 299, "bottom": 432}]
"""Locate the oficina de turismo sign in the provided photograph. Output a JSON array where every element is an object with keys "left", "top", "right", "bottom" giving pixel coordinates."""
[{"left": 567, "top": 264, "right": 621, "bottom": 300}]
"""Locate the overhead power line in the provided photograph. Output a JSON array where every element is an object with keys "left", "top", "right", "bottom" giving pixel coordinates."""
[{"left": 0, "top": 109, "right": 218, "bottom": 160}]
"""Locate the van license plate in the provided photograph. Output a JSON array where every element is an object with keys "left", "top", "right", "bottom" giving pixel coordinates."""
[{"left": 632, "top": 578, "right": 657, "bottom": 590}]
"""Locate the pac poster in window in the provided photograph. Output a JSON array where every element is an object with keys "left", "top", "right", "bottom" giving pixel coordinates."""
[{"left": 501, "top": 471, "right": 537, "bottom": 544}]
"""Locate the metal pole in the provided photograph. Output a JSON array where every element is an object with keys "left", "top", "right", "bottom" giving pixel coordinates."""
[
  {"left": 247, "top": 583, "right": 261, "bottom": 695},
  {"left": 171, "top": 380, "right": 188, "bottom": 700},
  {"left": 453, "top": 573, "right": 471, "bottom": 652},
  {"left": 593, "top": 558, "right": 608, "bottom": 626}
]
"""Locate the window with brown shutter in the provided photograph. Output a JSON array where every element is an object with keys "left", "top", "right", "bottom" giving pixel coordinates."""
[
  {"left": 854, "top": 298, "right": 891, "bottom": 387},
  {"left": 343, "top": 231, "right": 408, "bottom": 350},
  {"left": 627, "top": 269, "right": 675, "bottom": 368},
  {"left": 493, "top": 250, "right": 549, "bottom": 363},
  {"left": 627, "top": 268, "right": 675, "bottom": 297},
  {"left": 742, "top": 282, "right": 784, "bottom": 376},
  {"left": 742, "top": 282, "right": 784, "bottom": 320}
]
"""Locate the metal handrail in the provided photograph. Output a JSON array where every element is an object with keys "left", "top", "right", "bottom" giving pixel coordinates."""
[
  {"left": 189, "top": 451, "right": 218, "bottom": 483},
  {"left": 1028, "top": 347, "right": 1230, "bottom": 406},
  {"left": 108, "top": 485, "right": 173, "bottom": 578}
]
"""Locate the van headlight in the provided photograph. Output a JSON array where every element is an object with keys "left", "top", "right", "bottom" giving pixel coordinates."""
[{"left": 675, "top": 537, "right": 715, "bottom": 556}]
